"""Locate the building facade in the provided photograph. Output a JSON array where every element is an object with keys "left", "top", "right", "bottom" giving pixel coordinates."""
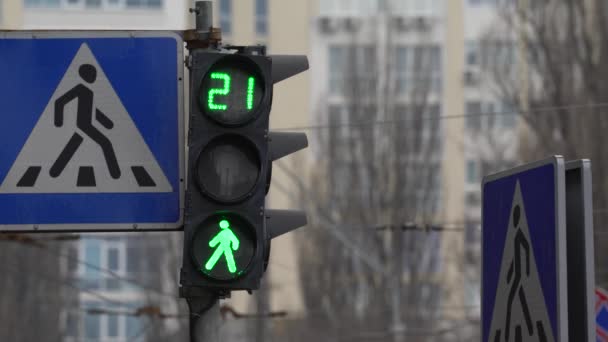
[
  {"left": 0, "top": 0, "right": 527, "bottom": 340},
  {"left": 1, "top": 1, "right": 190, "bottom": 341},
  {"left": 308, "top": 0, "right": 468, "bottom": 339},
  {"left": 2, "top": 0, "right": 312, "bottom": 340},
  {"left": 462, "top": 0, "right": 520, "bottom": 333}
]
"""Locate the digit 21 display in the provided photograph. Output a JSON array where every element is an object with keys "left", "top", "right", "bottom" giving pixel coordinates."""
[{"left": 200, "top": 57, "right": 265, "bottom": 126}]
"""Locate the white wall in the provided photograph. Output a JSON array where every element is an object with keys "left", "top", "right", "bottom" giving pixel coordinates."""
[{"left": 21, "top": 0, "right": 192, "bottom": 30}]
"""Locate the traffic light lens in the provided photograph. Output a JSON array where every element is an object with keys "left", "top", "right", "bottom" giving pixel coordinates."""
[
  {"left": 196, "top": 135, "right": 261, "bottom": 203},
  {"left": 201, "top": 58, "right": 265, "bottom": 125},
  {"left": 192, "top": 214, "right": 256, "bottom": 281}
]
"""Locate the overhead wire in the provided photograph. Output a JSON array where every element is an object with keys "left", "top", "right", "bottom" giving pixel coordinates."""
[
  {"left": 0, "top": 261, "right": 137, "bottom": 310},
  {"left": 0, "top": 234, "right": 178, "bottom": 299},
  {"left": 273, "top": 102, "right": 608, "bottom": 131}
]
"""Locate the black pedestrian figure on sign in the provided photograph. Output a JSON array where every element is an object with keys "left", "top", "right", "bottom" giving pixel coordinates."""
[
  {"left": 494, "top": 205, "right": 548, "bottom": 342},
  {"left": 50, "top": 64, "right": 120, "bottom": 179}
]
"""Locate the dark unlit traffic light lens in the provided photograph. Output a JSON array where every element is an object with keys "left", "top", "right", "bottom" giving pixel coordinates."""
[{"left": 196, "top": 136, "right": 261, "bottom": 203}]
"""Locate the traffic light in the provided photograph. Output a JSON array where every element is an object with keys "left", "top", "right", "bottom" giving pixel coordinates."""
[{"left": 180, "top": 46, "right": 309, "bottom": 293}]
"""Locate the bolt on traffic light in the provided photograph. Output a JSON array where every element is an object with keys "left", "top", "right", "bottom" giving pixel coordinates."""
[{"left": 180, "top": 47, "right": 309, "bottom": 293}]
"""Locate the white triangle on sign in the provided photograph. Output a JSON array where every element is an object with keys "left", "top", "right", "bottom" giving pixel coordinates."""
[
  {"left": 0, "top": 43, "right": 172, "bottom": 193},
  {"left": 488, "top": 181, "right": 555, "bottom": 342}
]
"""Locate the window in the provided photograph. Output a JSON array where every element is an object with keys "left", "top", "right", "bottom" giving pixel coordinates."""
[
  {"left": 219, "top": 0, "right": 232, "bottom": 35},
  {"left": 501, "top": 102, "right": 517, "bottom": 128},
  {"left": 108, "top": 247, "right": 119, "bottom": 271},
  {"left": 75, "top": 301, "right": 145, "bottom": 341},
  {"left": 84, "top": 240, "right": 101, "bottom": 289},
  {"left": 393, "top": 0, "right": 443, "bottom": 16},
  {"left": 127, "top": 246, "right": 140, "bottom": 273},
  {"left": 85, "top": 312, "right": 100, "bottom": 339},
  {"left": 396, "top": 45, "right": 442, "bottom": 95},
  {"left": 85, "top": 0, "right": 101, "bottom": 8},
  {"left": 469, "top": 0, "right": 514, "bottom": 6},
  {"left": 479, "top": 41, "right": 515, "bottom": 69},
  {"left": 327, "top": 45, "right": 345, "bottom": 93},
  {"left": 255, "top": 0, "right": 268, "bottom": 35},
  {"left": 328, "top": 104, "right": 344, "bottom": 153},
  {"left": 466, "top": 41, "right": 478, "bottom": 66},
  {"left": 466, "top": 101, "right": 514, "bottom": 131},
  {"left": 126, "top": 315, "right": 143, "bottom": 339},
  {"left": 126, "top": 0, "right": 162, "bottom": 8},
  {"left": 328, "top": 45, "right": 376, "bottom": 95},
  {"left": 320, "top": 0, "right": 378, "bottom": 16},
  {"left": 466, "top": 159, "right": 478, "bottom": 184},
  {"left": 25, "top": 0, "right": 162, "bottom": 9},
  {"left": 80, "top": 238, "right": 127, "bottom": 291},
  {"left": 24, "top": 0, "right": 60, "bottom": 7},
  {"left": 108, "top": 315, "right": 119, "bottom": 337},
  {"left": 465, "top": 101, "right": 481, "bottom": 130}
]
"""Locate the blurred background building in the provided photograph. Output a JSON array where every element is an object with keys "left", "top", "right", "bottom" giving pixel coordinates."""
[
  {"left": 0, "top": 1, "right": 192, "bottom": 341},
  {"left": 0, "top": 0, "right": 535, "bottom": 341}
]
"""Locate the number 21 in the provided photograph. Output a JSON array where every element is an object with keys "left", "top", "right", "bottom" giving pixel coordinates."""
[{"left": 207, "top": 72, "right": 256, "bottom": 111}]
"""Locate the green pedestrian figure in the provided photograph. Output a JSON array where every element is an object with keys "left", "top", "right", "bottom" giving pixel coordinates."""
[{"left": 205, "top": 219, "right": 240, "bottom": 273}]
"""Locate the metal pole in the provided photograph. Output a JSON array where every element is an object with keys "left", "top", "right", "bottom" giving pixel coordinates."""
[
  {"left": 186, "top": 1, "right": 221, "bottom": 50},
  {"left": 186, "top": 294, "right": 220, "bottom": 342},
  {"left": 183, "top": 4, "right": 221, "bottom": 342},
  {"left": 255, "top": 280, "right": 270, "bottom": 342},
  {"left": 194, "top": 1, "right": 213, "bottom": 33}
]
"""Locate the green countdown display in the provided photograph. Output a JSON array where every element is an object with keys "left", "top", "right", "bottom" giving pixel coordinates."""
[
  {"left": 207, "top": 73, "right": 256, "bottom": 111},
  {"left": 191, "top": 214, "right": 256, "bottom": 281},
  {"left": 200, "top": 60, "right": 264, "bottom": 126}
]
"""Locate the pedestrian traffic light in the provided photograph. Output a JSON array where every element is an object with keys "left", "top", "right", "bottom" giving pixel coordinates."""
[{"left": 180, "top": 46, "right": 309, "bottom": 293}]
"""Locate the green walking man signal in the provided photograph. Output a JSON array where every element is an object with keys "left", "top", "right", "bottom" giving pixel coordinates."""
[{"left": 204, "top": 219, "right": 240, "bottom": 273}]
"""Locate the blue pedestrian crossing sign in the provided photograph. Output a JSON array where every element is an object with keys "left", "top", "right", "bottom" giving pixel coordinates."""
[
  {"left": 482, "top": 157, "right": 568, "bottom": 342},
  {"left": 0, "top": 31, "right": 184, "bottom": 231}
]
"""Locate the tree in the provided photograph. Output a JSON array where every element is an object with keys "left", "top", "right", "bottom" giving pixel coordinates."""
[
  {"left": 294, "top": 7, "right": 461, "bottom": 342},
  {"left": 0, "top": 236, "right": 75, "bottom": 342},
  {"left": 483, "top": 0, "right": 608, "bottom": 288}
]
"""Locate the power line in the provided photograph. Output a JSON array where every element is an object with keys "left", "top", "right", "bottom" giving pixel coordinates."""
[
  {"left": 0, "top": 235, "right": 178, "bottom": 299},
  {"left": 273, "top": 102, "right": 608, "bottom": 131},
  {"left": 86, "top": 305, "right": 186, "bottom": 319},
  {"left": 337, "top": 320, "right": 477, "bottom": 341},
  {"left": 0, "top": 261, "right": 137, "bottom": 310}
]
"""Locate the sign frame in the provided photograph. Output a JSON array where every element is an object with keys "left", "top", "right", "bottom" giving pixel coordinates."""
[
  {"left": 565, "top": 160, "right": 595, "bottom": 342},
  {"left": 0, "top": 30, "right": 185, "bottom": 232}
]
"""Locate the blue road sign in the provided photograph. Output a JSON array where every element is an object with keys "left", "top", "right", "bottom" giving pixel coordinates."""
[
  {"left": 482, "top": 156, "right": 568, "bottom": 342},
  {"left": 0, "top": 31, "right": 184, "bottom": 231}
]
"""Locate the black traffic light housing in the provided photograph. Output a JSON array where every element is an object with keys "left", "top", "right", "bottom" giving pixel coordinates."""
[{"left": 180, "top": 46, "right": 309, "bottom": 294}]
